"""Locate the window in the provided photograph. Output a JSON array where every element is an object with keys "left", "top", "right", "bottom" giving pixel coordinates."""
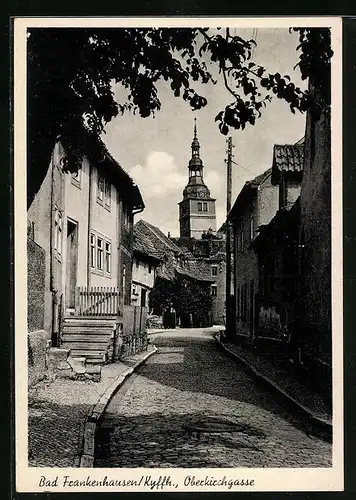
[
  {"left": 105, "top": 241, "right": 111, "bottom": 273},
  {"left": 90, "top": 233, "right": 96, "bottom": 268},
  {"left": 240, "top": 224, "right": 244, "bottom": 252},
  {"left": 97, "top": 173, "right": 104, "bottom": 202},
  {"left": 250, "top": 215, "right": 255, "bottom": 241},
  {"left": 90, "top": 231, "right": 111, "bottom": 275},
  {"left": 123, "top": 204, "right": 132, "bottom": 229},
  {"left": 104, "top": 181, "right": 111, "bottom": 208},
  {"left": 211, "top": 284, "right": 217, "bottom": 296},
  {"left": 54, "top": 208, "right": 63, "bottom": 255},
  {"left": 97, "top": 172, "right": 111, "bottom": 210},
  {"left": 203, "top": 202, "right": 208, "bottom": 212},
  {"left": 198, "top": 202, "right": 202, "bottom": 212},
  {"left": 97, "top": 237, "right": 103, "bottom": 271},
  {"left": 211, "top": 265, "right": 218, "bottom": 277},
  {"left": 122, "top": 265, "right": 126, "bottom": 303}
]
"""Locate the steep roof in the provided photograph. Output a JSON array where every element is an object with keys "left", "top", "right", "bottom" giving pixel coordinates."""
[
  {"left": 271, "top": 144, "right": 304, "bottom": 184},
  {"left": 136, "top": 220, "right": 182, "bottom": 255},
  {"left": 133, "top": 224, "right": 164, "bottom": 261},
  {"left": 90, "top": 135, "right": 145, "bottom": 210},
  {"left": 135, "top": 220, "right": 213, "bottom": 283}
]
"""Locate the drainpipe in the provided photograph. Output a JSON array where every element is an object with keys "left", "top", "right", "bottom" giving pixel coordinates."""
[
  {"left": 49, "top": 148, "right": 58, "bottom": 346},
  {"left": 132, "top": 205, "right": 144, "bottom": 217},
  {"left": 87, "top": 162, "right": 93, "bottom": 289}
]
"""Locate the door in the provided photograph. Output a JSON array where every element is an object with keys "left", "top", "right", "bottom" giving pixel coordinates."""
[
  {"left": 65, "top": 219, "right": 78, "bottom": 309},
  {"left": 141, "top": 288, "right": 147, "bottom": 308}
]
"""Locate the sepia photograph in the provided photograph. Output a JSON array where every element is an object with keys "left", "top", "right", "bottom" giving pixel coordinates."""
[{"left": 14, "top": 17, "right": 343, "bottom": 492}]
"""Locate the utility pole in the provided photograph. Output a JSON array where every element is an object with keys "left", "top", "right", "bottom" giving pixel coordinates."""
[{"left": 225, "top": 137, "right": 233, "bottom": 338}]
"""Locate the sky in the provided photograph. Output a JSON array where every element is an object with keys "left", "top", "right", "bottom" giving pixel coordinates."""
[{"left": 102, "top": 28, "right": 307, "bottom": 237}]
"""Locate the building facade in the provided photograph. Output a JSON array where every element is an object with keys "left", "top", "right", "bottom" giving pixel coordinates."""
[
  {"left": 229, "top": 168, "right": 279, "bottom": 338},
  {"left": 179, "top": 120, "right": 216, "bottom": 239},
  {"left": 27, "top": 137, "right": 145, "bottom": 381},
  {"left": 251, "top": 143, "right": 304, "bottom": 346},
  {"left": 174, "top": 234, "right": 226, "bottom": 325},
  {"left": 297, "top": 81, "right": 332, "bottom": 398},
  {"left": 135, "top": 220, "right": 214, "bottom": 327},
  {"left": 131, "top": 223, "right": 162, "bottom": 308}
]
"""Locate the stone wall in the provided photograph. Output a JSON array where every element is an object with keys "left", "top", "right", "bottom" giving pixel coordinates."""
[
  {"left": 27, "top": 238, "right": 46, "bottom": 332},
  {"left": 299, "top": 105, "right": 331, "bottom": 366},
  {"left": 28, "top": 330, "right": 50, "bottom": 387}
]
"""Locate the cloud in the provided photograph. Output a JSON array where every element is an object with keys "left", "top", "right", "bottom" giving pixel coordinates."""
[
  {"left": 130, "top": 151, "right": 186, "bottom": 198},
  {"left": 130, "top": 151, "right": 228, "bottom": 236},
  {"left": 129, "top": 151, "right": 186, "bottom": 236}
]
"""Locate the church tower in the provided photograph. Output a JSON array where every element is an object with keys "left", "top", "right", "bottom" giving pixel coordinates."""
[{"left": 179, "top": 119, "right": 217, "bottom": 239}]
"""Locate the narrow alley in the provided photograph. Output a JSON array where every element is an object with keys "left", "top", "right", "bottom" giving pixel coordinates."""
[{"left": 95, "top": 328, "right": 332, "bottom": 468}]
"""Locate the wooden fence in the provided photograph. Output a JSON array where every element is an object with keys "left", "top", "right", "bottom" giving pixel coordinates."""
[
  {"left": 75, "top": 286, "right": 120, "bottom": 316},
  {"left": 123, "top": 305, "right": 148, "bottom": 337}
]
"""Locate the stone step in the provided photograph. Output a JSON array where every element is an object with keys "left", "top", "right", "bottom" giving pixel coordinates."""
[
  {"left": 62, "top": 334, "right": 112, "bottom": 343},
  {"left": 69, "top": 349, "right": 106, "bottom": 361},
  {"left": 63, "top": 318, "right": 118, "bottom": 327},
  {"left": 62, "top": 326, "right": 114, "bottom": 335},
  {"left": 62, "top": 342, "right": 110, "bottom": 350}
]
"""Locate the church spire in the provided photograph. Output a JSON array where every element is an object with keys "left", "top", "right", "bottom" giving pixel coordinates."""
[
  {"left": 179, "top": 118, "right": 217, "bottom": 238},
  {"left": 189, "top": 118, "right": 203, "bottom": 175}
]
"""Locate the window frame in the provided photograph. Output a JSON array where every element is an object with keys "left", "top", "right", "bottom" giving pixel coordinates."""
[
  {"left": 90, "top": 230, "right": 112, "bottom": 276},
  {"left": 90, "top": 233, "right": 96, "bottom": 268},
  {"left": 203, "top": 202, "right": 208, "bottom": 212},
  {"left": 122, "top": 264, "right": 126, "bottom": 304},
  {"left": 211, "top": 265, "right": 218, "bottom": 277},
  {"left": 104, "top": 180, "right": 111, "bottom": 209},
  {"left": 97, "top": 172, "right": 105, "bottom": 203},
  {"left": 54, "top": 207, "right": 63, "bottom": 257},
  {"left": 96, "top": 236, "right": 104, "bottom": 271},
  {"left": 123, "top": 203, "right": 132, "bottom": 229},
  {"left": 198, "top": 202, "right": 203, "bottom": 212},
  {"left": 211, "top": 284, "right": 217, "bottom": 297},
  {"left": 240, "top": 224, "right": 245, "bottom": 252},
  {"left": 249, "top": 215, "right": 255, "bottom": 242},
  {"left": 105, "top": 240, "right": 111, "bottom": 274}
]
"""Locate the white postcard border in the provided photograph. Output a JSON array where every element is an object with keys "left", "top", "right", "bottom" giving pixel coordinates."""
[{"left": 14, "top": 16, "right": 343, "bottom": 493}]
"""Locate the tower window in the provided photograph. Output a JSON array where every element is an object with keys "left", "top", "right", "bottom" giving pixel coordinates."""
[
  {"left": 198, "top": 202, "right": 202, "bottom": 212},
  {"left": 203, "top": 202, "right": 208, "bottom": 212},
  {"left": 250, "top": 215, "right": 255, "bottom": 241}
]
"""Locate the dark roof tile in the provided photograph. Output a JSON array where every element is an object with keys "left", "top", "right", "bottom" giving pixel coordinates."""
[{"left": 273, "top": 144, "right": 304, "bottom": 174}]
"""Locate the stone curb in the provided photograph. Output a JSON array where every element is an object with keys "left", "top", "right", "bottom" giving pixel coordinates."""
[
  {"left": 214, "top": 333, "right": 332, "bottom": 438},
  {"left": 79, "top": 345, "right": 157, "bottom": 467}
]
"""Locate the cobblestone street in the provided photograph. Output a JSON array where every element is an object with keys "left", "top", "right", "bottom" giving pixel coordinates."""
[{"left": 95, "top": 328, "right": 332, "bottom": 468}]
